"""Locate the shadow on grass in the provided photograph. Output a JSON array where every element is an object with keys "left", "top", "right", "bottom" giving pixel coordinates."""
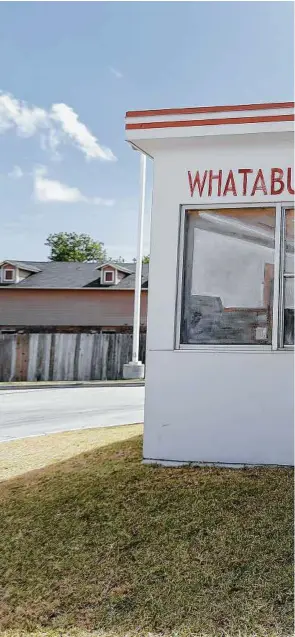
[{"left": 0, "top": 435, "right": 293, "bottom": 637}]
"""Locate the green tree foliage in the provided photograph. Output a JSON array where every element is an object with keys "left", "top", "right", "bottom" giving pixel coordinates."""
[
  {"left": 45, "top": 233, "right": 107, "bottom": 263},
  {"left": 132, "top": 255, "right": 150, "bottom": 264}
]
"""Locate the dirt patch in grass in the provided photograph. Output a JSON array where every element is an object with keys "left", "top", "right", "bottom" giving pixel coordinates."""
[
  {"left": 0, "top": 424, "right": 143, "bottom": 481},
  {"left": 0, "top": 435, "right": 293, "bottom": 637}
]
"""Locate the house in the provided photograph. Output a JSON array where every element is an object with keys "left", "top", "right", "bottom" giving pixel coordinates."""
[{"left": 0, "top": 260, "right": 148, "bottom": 333}]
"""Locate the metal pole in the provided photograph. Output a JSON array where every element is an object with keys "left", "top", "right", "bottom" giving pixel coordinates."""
[{"left": 132, "top": 152, "right": 146, "bottom": 363}]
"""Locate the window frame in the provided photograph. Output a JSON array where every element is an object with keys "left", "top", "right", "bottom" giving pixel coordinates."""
[
  {"left": 2, "top": 267, "right": 16, "bottom": 283},
  {"left": 175, "top": 202, "right": 293, "bottom": 352},
  {"left": 279, "top": 206, "right": 294, "bottom": 350},
  {"left": 103, "top": 269, "right": 115, "bottom": 284}
]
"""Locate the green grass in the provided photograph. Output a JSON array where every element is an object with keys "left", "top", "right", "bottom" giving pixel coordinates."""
[{"left": 0, "top": 434, "right": 293, "bottom": 637}]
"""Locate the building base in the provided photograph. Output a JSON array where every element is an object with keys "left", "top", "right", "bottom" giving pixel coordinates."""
[
  {"left": 123, "top": 361, "right": 145, "bottom": 379},
  {"left": 142, "top": 459, "right": 293, "bottom": 468}
]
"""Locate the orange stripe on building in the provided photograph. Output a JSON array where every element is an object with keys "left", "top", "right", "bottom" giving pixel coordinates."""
[
  {"left": 126, "top": 102, "right": 294, "bottom": 118},
  {"left": 126, "top": 114, "right": 294, "bottom": 131}
]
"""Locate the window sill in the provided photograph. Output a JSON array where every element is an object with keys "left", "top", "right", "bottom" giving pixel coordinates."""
[{"left": 176, "top": 345, "right": 293, "bottom": 353}]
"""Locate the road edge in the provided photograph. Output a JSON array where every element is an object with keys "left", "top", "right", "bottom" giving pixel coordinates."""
[{"left": 0, "top": 381, "right": 145, "bottom": 391}]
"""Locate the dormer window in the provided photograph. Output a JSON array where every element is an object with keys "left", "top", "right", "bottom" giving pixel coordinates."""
[
  {"left": 4, "top": 269, "right": 14, "bottom": 281},
  {"left": 103, "top": 270, "right": 115, "bottom": 284},
  {"left": 2, "top": 267, "right": 15, "bottom": 283},
  {"left": 97, "top": 262, "right": 132, "bottom": 286}
]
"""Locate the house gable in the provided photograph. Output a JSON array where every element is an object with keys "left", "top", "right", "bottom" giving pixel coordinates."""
[
  {"left": 1, "top": 263, "right": 17, "bottom": 284},
  {"left": 98, "top": 263, "right": 131, "bottom": 286},
  {"left": 0, "top": 261, "right": 41, "bottom": 286},
  {"left": 97, "top": 262, "right": 132, "bottom": 274},
  {"left": 101, "top": 265, "right": 119, "bottom": 286}
]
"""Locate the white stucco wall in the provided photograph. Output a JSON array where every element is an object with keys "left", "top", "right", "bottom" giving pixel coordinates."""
[{"left": 143, "top": 130, "right": 294, "bottom": 466}]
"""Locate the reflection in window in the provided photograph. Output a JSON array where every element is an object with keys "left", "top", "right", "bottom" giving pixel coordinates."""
[
  {"left": 180, "top": 208, "right": 276, "bottom": 345},
  {"left": 283, "top": 209, "right": 294, "bottom": 346}
]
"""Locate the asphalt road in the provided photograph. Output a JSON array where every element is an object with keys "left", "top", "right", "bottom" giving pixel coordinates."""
[{"left": 0, "top": 386, "right": 145, "bottom": 442}]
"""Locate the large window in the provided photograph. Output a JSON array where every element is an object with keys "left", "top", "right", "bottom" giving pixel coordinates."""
[{"left": 178, "top": 205, "right": 294, "bottom": 349}]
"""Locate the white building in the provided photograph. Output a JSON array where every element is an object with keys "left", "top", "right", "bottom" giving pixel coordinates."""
[{"left": 126, "top": 101, "right": 294, "bottom": 466}]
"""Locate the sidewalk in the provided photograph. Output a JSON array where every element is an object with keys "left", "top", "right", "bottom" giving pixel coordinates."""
[{"left": 0, "top": 379, "right": 145, "bottom": 391}]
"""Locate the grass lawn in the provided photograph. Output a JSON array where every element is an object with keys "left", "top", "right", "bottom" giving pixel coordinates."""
[
  {"left": 0, "top": 429, "right": 293, "bottom": 637},
  {"left": 0, "top": 424, "right": 143, "bottom": 481}
]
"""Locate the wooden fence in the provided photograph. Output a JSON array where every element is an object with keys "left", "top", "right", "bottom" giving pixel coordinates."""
[{"left": 0, "top": 332, "right": 146, "bottom": 382}]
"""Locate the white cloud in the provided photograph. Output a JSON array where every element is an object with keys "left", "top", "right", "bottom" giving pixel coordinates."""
[
  {"left": 0, "top": 93, "right": 47, "bottom": 136},
  {"left": 0, "top": 91, "right": 116, "bottom": 161},
  {"left": 109, "top": 66, "right": 123, "bottom": 79},
  {"left": 40, "top": 128, "right": 62, "bottom": 161},
  {"left": 8, "top": 165, "right": 24, "bottom": 179},
  {"left": 33, "top": 167, "right": 114, "bottom": 206},
  {"left": 51, "top": 103, "right": 116, "bottom": 161}
]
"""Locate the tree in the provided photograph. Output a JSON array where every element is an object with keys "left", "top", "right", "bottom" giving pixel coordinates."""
[
  {"left": 111, "top": 256, "right": 125, "bottom": 264},
  {"left": 45, "top": 232, "right": 107, "bottom": 263},
  {"left": 132, "top": 255, "right": 150, "bottom": 264}
]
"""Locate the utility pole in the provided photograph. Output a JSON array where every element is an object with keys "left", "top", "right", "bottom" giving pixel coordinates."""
[{"left": 123, "top": 152, "right": 146, "bottom": 379}]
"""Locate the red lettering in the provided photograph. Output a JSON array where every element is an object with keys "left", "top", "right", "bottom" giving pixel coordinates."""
[
  {"left": 287, "top": 167, "right": 294, "bottom": 195},
  {"left": 223, "top": 170, "right": 237, "bottom": 196},
  {"left": 238, "top": 169, "right": 253, "bottom": 196},
  {"left": 251, "top": 169, "right": 267, "bottom": 196},
  {"left": 208, "top": 170, "right": 222, "bottom": 196},
  {"left": 189, "top": 167, "right": 290, "bottom": 197},
  {"left": 188, "top": 170, "right": 208, "bottom": 197},
  {"left": 271, "top": 168, "right": 284, "bottom": 195}
]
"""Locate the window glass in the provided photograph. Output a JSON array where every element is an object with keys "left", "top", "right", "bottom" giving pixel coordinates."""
[
  {"left": 180, "top": 208, "right": 276, "bottom": 345},
  {"left": 283, "top": 208, "right": 294, "bottom": 346},
  {"left": 105, "top": 271, "right": 114, "bottom": 282},
  {"left": 4, "top": 269, "right": 14, "bottom": 281}
]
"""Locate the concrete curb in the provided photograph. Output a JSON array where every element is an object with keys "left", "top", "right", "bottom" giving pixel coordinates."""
[{"left": 0, "top": 381, "right": 145, "bottom": 391}]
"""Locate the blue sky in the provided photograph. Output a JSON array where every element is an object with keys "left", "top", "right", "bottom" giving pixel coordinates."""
[{"left": 0, "top": 1, "right": 293, "bottom": 262}]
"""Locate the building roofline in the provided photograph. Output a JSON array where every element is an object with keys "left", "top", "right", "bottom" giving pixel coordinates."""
[
  {"left": 126, "top": 101, "right": 294, "bottom": 118},
  {"left": 0, "top": 260, "right": 41, "bottom": 272},
  {"left": 126, "top": 113, "right": 294, "bottom": 131}
]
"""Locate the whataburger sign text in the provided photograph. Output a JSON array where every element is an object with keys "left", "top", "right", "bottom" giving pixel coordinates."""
[{"left": 188, "top": 167, "right": 294, "bottom": 198}]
